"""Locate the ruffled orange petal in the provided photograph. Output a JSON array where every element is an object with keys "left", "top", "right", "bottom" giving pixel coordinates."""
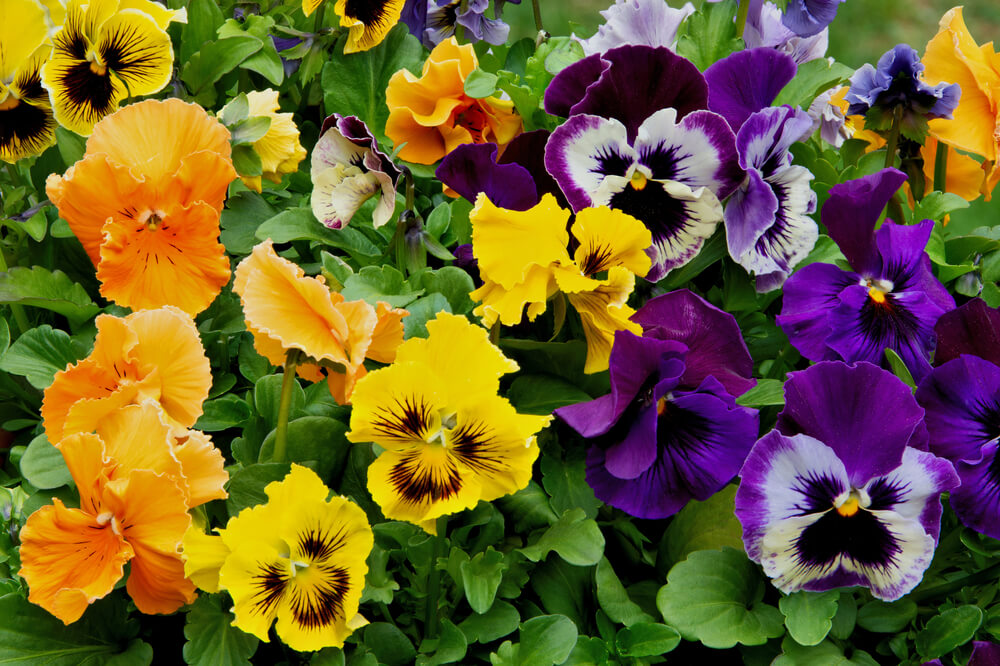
[
  {"left": 55, "top": 432, "right": 109, "bottom": 515},
  {"left": 326, "top": 362, "right": 366, "bottom": 405},
  {"left": 170, "top": 430, "right": 228, "bottom": 508},
  {"left": 18, "top": 499, "right": 133, "bottom": 624},
  {"left": 42, "top": 359, "right": 122, "bottom": 443},
  {"left": 366, "top": 302, "right": 408, "bottom": 364},
  {"left": 97, "top": 200, "right": 231, "bottom": 315},
  {"left": 163, "top": 149, "right": 237, "bottom": 212},
  {"left": 126, "top": 541, "right": 198, "bottom": 615}
]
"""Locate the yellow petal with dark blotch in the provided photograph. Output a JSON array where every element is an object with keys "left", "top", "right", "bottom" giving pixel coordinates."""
[
  {"left": 42, "top": 48, "right": 128, "bottom": 136},
  {"left": 95, "top": 8, "right": 173, "bottom": 94},
  {"left": 570, "top": 206, "right": 652, "bottom": 277},
  {"left": 181, "top": 527, "right": 230, "bottom": 593},
  {"left": 18, "top": 499, "right": 133, "bottom": 624},
  {"left": 220, "top": 542, "right": 290, "bottom": 642},
  {"left": 171, "top": 430, "right": 228, "bottom": 508},
  {"left": 347, "top": 360, "right": 444, "bottom": 451},
  {"left": 334, "top": 0, "right": 405, "bottom": 54},
  {"left": 301, "top": 0, "right": 323, "bottom": 17},
  {"left": 1, "top": 43, "right": 57, "bottom": 163},
  {"left": 566, "top": 267, "right": 642, "bottom": 374}
]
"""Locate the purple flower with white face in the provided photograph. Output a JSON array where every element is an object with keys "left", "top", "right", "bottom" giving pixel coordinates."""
[
  {"left": 782, "top": 0, "right": 845, "bottom": 38},
  {"left": 725, "top": 106, "right": 818, "bottom": 291},
  {"left": 776, "top": 168, "right": 955, "bottom": 381},
  {"left": 916, "top": 299, "right": 1000, "bottom": 539},
  {"left": 554, "top": 290, "right": 758, "bottom": 519},
  {"left": 424, "top": 0, "right": 510, "bottom": 46},
  {"left": 577, "top": 0, "right": 695, "bottom": 56},
  {"left": 745, "top": 0, "right": 829, "bottom": 64},
  {"left": 736, "top": 362, "right": 958, "bottom": 601},
  {"left": 311, "top": 115, "right": 401, "bottom": 229}
]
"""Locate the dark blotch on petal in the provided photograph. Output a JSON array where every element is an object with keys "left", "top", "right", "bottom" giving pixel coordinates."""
[{"left": 796, "top": 509, "right": 900, "bottom": 567}]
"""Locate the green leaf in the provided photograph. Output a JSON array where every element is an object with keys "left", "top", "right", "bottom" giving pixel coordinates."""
[
  {"left": 321, "top": 25, "right": 423, "bottom": 142},
  {"left": 615, "top": 623, "right": 681, "bottom": 657},
  {"left": 195, "top": 394, "right": 253, "bottom": 432},
  {"left": 915, "top": 605, "right": 982, "bottom": 659},
  {"left": 232, "top": 144, "right": 263, "bottom": 177},
  {"left": 219, "top": 93, "right": 250, "bottom": 127},
  {"left": 829, "top": 592, "right": 857, "bottom": 640},
  {"left": 506, "top": 374, "right": 591, "bottom": 415},
  {"left": 675, "top": 0, "right": 742, "bottom": 71},
  {"left": 0, "top": 324, "right": 86, "bottom": 389},
  {"left": 659, "top": 485, "right": 744, "bottom": 570},
  {"left": 55, "top": 126, "right": 86, "bottom": 167},
  {"left": 230, "top": 116, "right": 272, "bottom": 146},
  {"left": 0, "top": 318, "right": 8, "bottom": 356},
  {"left": 342, "top": 265, "right": 422, "bottom": 308},
  {"left": 914, "top": 191, "right": 969, "bottom": 222},
  {"left": 402, "top": 293, "right": 452, "bottom": 338},
  {"left": 540, "top": 449, "right": 601, "bottom": 520},
  {"left": 517, "top": 615, "right": 578, "bottom": 666},
  {"left": 363, "top": 623, "right": 416, "bottom": 666},
  {"left": 417, "top": 619, "right": 467, "bottom": 666},
  {"left": 772, "top": 637, "right": 879, "bottom": 666},
  {"left": 460, "top": 547, "right": 506, "bottom": 614},
  {"left": 856, "top": 598, "right": 916, "bottom": 633},
  {"left": 656, "top": 547, "right": 785, "bottom": 648},
  {"left": 595, "top": 557, "right": 654, "bottom": 627},
  {"left": 779, "top": 590, "right": 839, "bottom": 646},
  {"left": 19, "top": 434, "right": 71, "bottom": 490},
  {"left": 464, "top": 69, "right": 499, "bottom": 98},
  {"left": 736, "top": 378, "right": 785, "bottom": 407},
  {"left": 408, "top": 267, "right": 475, "bottom": 315},
  {"left": 226, "top": 462, "right": 292, "bottom": 514},
  {"left": 563, "top": 636, "right": 609, "bottom": 665},
  {"left": 183, "top": 595, "right": 259, "bottom": 666},
  {"left": 182, "top": 36, "right": 262, "bottom": 93},
  {"left": 884, "top": 348, "right": 916, "bottom": 389},
  {"left": 220, "top": 191, "right": 277, "bottom": 255},
  {"left": 661, "top": 231, "right": 727, "bottom": 290},
  {"left": 218, "top": 16, "right": 284, "bottom": 85},
  {"left": 180, "top": 0, "right": 224, "bottom": 62},
  {"left": 496, "top": 481, "right": 559, "bottom": 532},
  {"left": 256, "top": 208, "right": 381, "bottom": 260},
  {"left": 0, "top": 266, "right": 99, "bottom": 328},
  {"left": 459, "top": 600, "right": 520, "bottom": 644},
  {"left": 258, "top": 416, "right": 351, "bottom": 480},
  {"left": 520, "top": 507, "right": 605, "bottom": 566},
  {"left": 254, "top": 372, "right": 305, "bottom": 430},
  {"left": 21, "top": 209, "right": 46, "bottom": 242},
  {"left": 773, "top": 59, "right": 855, "bottom": 109}
]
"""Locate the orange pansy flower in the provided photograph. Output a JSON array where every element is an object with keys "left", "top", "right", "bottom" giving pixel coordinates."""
[
  {"left": 19, "top": 402, "right": 227, "bottom": 624},
  {"left": 385, "top": 37, "right": 522, "bottom": 164},
  {"left": 41, "top": 306, "right": 212, "bottom": 444},
  {"left": 46, "top": 98, "right": 235, "bottom": 314},
  {"left": 233, "top": 240, "right": 407, "bottom": 404}
]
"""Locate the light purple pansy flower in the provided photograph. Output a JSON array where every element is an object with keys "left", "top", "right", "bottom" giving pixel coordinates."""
[
  {"left": 425, "top": 0, "right": 510, "bottom": 46},
  {"left": 736, "top": 361, "right": 958, "bottom": 601},
  {"left": 725, "top": 106, "right": 818, "bottom": 291},
  {"left": 776, "top": 168, "right": 955, "bottom": 381},
  {"left": 744, "top": 0, "right": 829, "bottom": 64},
  {"left": 782, "top": 0, "right": 845, "bottom": 38},
  {"left": 917, "top": 299, "right": 1000, "bottom": 539},
  {"left": 311, "top": 114, "right": 401, "bottom": 229},
  {"left": 577, "top": 0, "right": 695, "bottom": 56},
  {"left": 807, "top": 87, "right": 851, "bottom": 148},
  {"left": 555, "top": 290, "right": 758, "bottom": 519}
]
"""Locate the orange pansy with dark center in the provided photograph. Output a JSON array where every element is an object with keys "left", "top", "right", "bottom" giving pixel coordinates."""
[{"left": 46, "top": 99, "right": 235, "bottom": 315}]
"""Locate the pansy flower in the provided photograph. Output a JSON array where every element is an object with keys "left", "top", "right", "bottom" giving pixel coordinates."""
[
  {"left": 922, "top": 7, "right": 1000, "bottom": 200},
  {"left": 555, "top": 290, "right": 758, "bottom": 519},
  {"left": 42, "top": 306, "right": 212, "bottom": 444},
  {"left": 736, "top": 362, "right": 959, "bottom": 601},
  {"left": 19, "top": 402, "right": 228, "bottom": 623},
  {"left": 182, "top": 465, "right": 373, "bottom": 651},
  {"left": 916, "top": 299, "right": 1000, "bottom": 539},
  {"left": 782, "top": 0, "right": 844, "bottom": 38},
  {"left": 41, "top": 0, "right": 183, "bottom": 135},
  {"left": 776, "top": 168, "right": 955, "bottom": 381},
  {"left": 576, "top": 0, "right": 695, "bottom": 56},
  {"left": 311, "top": 114, "right": 400, "bottom": 229},
  {"left": 744, "top": 0, "right": 828, "bottom": 65},
  {"left": 704, "top": 47, "right": 798, "bottom": 132},
  {"left": 239, "top": 89, "right": 307, "bottom": 193},
  {"left": 0, "top": 0, "right": 57, "bottom": 163},
  {"left": 233, "top": 240, "right": 407, "bottom": 404},
  {"left": 385, "top": 37, "right": 521, "bottom": 164},
  {"left": 724, "top": 106, "right": 818, "bottom": 291},
  {"left": 46, "top": 99, "right": 235, "bottom": 315},
  {"left": 347, "top": 312, "right": 551, "bottom": 532},
  {"left": 303, "top": 0, "right": 404, "bottom": 53},
  {"left": 425, "top": 0, "right": 510, "bottom": 46}
]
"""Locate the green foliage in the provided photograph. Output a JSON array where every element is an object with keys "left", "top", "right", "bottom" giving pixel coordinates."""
[
  {"left": 658, "top": 485, "right": 744, "bottom": 569},
  {"left": 183, "top": 595, "right": 259, "bottom": 666},
  {"left": 675, "top": 0, "right": 743, "bottom": 71},
  {"left": 0, "top": 266, "right": 99, "bottom": 329},
  {"left": 19, "top": 434, "right": 71, "bottom": 489},
  {"left": 520, "top": 508, "right": 605, "bottom": 566},
  {"left": 779, "top": 590, "right": 840, "bottom": 646},
  {"left": 915, "top": 605, "right": 983, "bottom": 660},
  {"left": 0, "top": 324, "right": 87, "bottom": 389}
]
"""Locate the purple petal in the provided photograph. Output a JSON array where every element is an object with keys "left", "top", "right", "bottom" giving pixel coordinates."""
[
  {"left": 782, "top": 0, "right": 844, "bottom": 38},
  {"left": 934, "top": 298, "right": 1000, "bottom": 367},
  {"left": 544, "top": 114, "right": 635, "bottom": 211},
  {"left": 726, "top": 169, "right": 779, "bottom": 265},
  {"left": 744, "top": 1, "right": 829, "bottom": 65},
  {"left": 874, "top": 220, "right": 955, "bottom": 314},
  {"left": 866, "top": 446, "right": 958, "bottom": 544},
  {"left": 578, "top": 0, "right": 695, "bottom": 56},
  {"left": 631, "top": 289, "right": 756, "bottom": 396},
  {"left": 498, "top": 130, "right": 568, "bottom": 208},
  {"left": 436, "top": 143, "right": 539, "bottom": 211},
  {"left": 970, "top": 642, "right": 1000, "bottom": 666},
  {"left": 704, "top": 48, "right": 798, "bottom": 131},
  {"left": 821, "top": 168, "right": 907, "bottom": 275},
  {"left": 952, "top": 443, "right": 1000, "bottom": 540},
  {"left": 603, "top": 402, "right": 659, "bottom": 479},
  {"left": 916, "top": 355, "right": 1000, "bottom": 464},
  {"left": 776, "top": 361, "right": 923, "bottom": 486},
  {"left": 776, "top": 262, "right": 858, "bottom": 362}
]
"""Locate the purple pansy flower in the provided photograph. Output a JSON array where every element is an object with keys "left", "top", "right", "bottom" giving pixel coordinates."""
[
  {"left": 776, "top": 168, "right": 955, "bottom": 381},
  {"left": 577, "top": 0, "right": 695, "bottom": 56},
  {"left": 555, "top": 290, "right": 758, "bottom": 519},
  {"left": 725, "top": 106, "right": 818, "bottom": 291},
  {"left": 736, "top": 361, "right": 958, "bottom": 601},
  {"left": 425, "top": 0, "right": 510, "bottom": 46},
  {"left": 924, "top": 642, "right": 1000, "bottom": 666},
  {"left": 917, "top": 299, "right": 1000, "bottom": 539},
  {"left": 782, "top": 0, "right": 845, "bottom": 38},
  {"left": 311, "top": 115, "right": 401, "bottom": 229},
  {"left": 704, "top": 47, "right": 798, "bottom": 131},
  {"left": 808, "top": 87, "right": 851, "bottom": 148},
  {"left": 744, "top": 0, "right": 829, "bottom": 65},
  {"left": 846, "top": 44, "right": 961, "bottom": 134}
]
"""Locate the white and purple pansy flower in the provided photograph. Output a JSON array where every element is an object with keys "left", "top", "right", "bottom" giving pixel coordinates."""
[
  {"left": 576, "top": 0, "right": 695, "bottom": 56},
  {"left": 917, "top": 299, "right": 1000, "bottom": 539},
  {"left": 776, "top": 168, "right": 955, "bottom": 381},
  {"left": 744, "top": 0, "right": 829, "bottom": 65},
  {"left": 311, "top": 114, "right": 401, "bottom": 229},
  {"left": 736, "top": 361, "right": 959, "bottom": 601},
  {"left": 545, "top": 108, "right": 742, "bottom": 281},
  {"left": 725, "top": 105, "right": 818, "bottom": 291}
]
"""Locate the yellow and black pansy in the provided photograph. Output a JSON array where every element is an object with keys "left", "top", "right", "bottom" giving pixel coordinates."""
[{"left": 303, "top": 0, "right": 405, "bottom": 53}]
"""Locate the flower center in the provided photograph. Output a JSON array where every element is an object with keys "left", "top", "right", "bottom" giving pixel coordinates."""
[
  {"left": 427, "top": 409, "right": 458, "bottom": 446},
  {"left": 139, "top": 209, "right": 167, "bottom": 231},
  {"left": 0, "top": 90, "right": 19, "bottom": 112},
  {"left": 86, "top": 50, "right": 108, "bottom": 76},
  {"left": 95, "top": 511, "right": 122, "bottom": 535},
  {"left": 863, "top": 277, "right": 894, "bottom": 304},
  {"left": 454, "top": 105, "right": 488, "bottom": 142},
  {"left": 835, "top": 490, "right": 863, "bottom": 517},
  {"left": 630, "top": 170, "right": 648, "bottom": 191}
]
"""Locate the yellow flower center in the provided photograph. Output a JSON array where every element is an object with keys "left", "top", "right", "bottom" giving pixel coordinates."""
[
  {"left": 139, "top": 209, "right": 167, "bottom": 231},
  {"left": 95, "top": 511, "right": 122, "bottom": 535},
  {"left": 0, "top": 91, "right": 19, "bottom": 112},
  {"left": 867, "top": 286, "right": 887, "bottom": 304},
  {"left": 87, "top": 50, "right": 108, "bottom": 76},
  {"left": 836, "top": 490, "right": 862, "bottom": 517},
  {"left": 630, "top": 171, "right": 648, "bottom": 191},
  {"left": 656, "top": 396, "right": 668, "bottom": 415}
]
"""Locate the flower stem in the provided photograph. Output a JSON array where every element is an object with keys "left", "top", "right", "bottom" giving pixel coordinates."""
[
  {"left": 273, "top": 349, "right": 302, "bottom": 464},
  {"left": 531, "top": 0, "right": 543, "bottom": 34},
  {"left": 735, "top": 0, "right": 751, "bottom": 39},
  {"left": 424, "top": 515, "right": 448, "bottom": 640},
  {"left": 910, "top": 561, "right": 1000, "bottom": 603},
  {"left": 934, "top": 139, "right": 949, "bottom": 194},
  {"left": 883, "top": 105, "right": 904, "bottom": 170},
  {"left": 0, "top": 247, "right": 29, "bottom": 335}
]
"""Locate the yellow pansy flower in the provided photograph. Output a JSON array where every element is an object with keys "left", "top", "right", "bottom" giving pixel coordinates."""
[
  {"left": 302, "top": 0, "right": 405, "bottom": 53},
  {"left": 240, "top": 89, "right": 307, "bottom": 192}
]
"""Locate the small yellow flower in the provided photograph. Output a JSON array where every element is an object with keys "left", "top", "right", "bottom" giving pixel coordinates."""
[{"left": 240, "top": 89, "right": 307, "bottom": 192}]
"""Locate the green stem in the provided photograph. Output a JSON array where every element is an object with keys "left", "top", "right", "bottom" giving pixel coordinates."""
[
  {"left": 735, "top": 0, "right": 751, "bottom": 39},
  {"left": 313, "top": 2, "right": 325, "bottom": 33},
  {"left": 531, "top": 0, "right": 543, "bottom": 33},
  {"left": 273, "top": 349, "right": 302, "bottom": 464},
  {"left": 424, "top": 516, "right": 448, "bottom": 640},
  {"left": 489, "top": 320, "right": 500, "bottom": 346},
  {"left": 883, "top": 105, "right": 904, "bottom": 170},
  {"left": 0, "top": 248, "right": 29, "bottom": 335},
  {"left": 934, "top": 139, "right": 949, "bottom": 194},
  {"left": 910, "top": 561, "right": 1000, "bottom": 603}
]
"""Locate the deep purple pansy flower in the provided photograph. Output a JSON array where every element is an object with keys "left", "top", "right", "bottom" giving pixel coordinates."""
[
  {"left": 846, "top": 44, "right": 961, "bottom": 134},
  {"left": 311, "top": 115, "right": 401, "bottom": 229},
  {"left": 776, "top": 168, "right": 955, "bottom": 381},
  {"left": 725, "top": 106, "right": 818, "bottom": 291},
  {"left": 704, "top": 47, "right": 798, "bottom": 132},
  {"left": 555, "top": 290, "right": 758, "bottom": 519},
  {"left": 744, "top": 0, "right": 829, "bottom": 65},
  {"left": 736, "top": 361, "right": 958, "bottom": 601},
  {"left": 577, "top": 0, "right": 695, "bottom": 56},
  {"left": 782, "top": 0, "right": 845, "bottom": 38},
  {"left": 924, "top": 641, "right": 1000, "bottom": 666},
  {"left": 917, "top": 299, "right": 1000, "bottom": 539}
]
